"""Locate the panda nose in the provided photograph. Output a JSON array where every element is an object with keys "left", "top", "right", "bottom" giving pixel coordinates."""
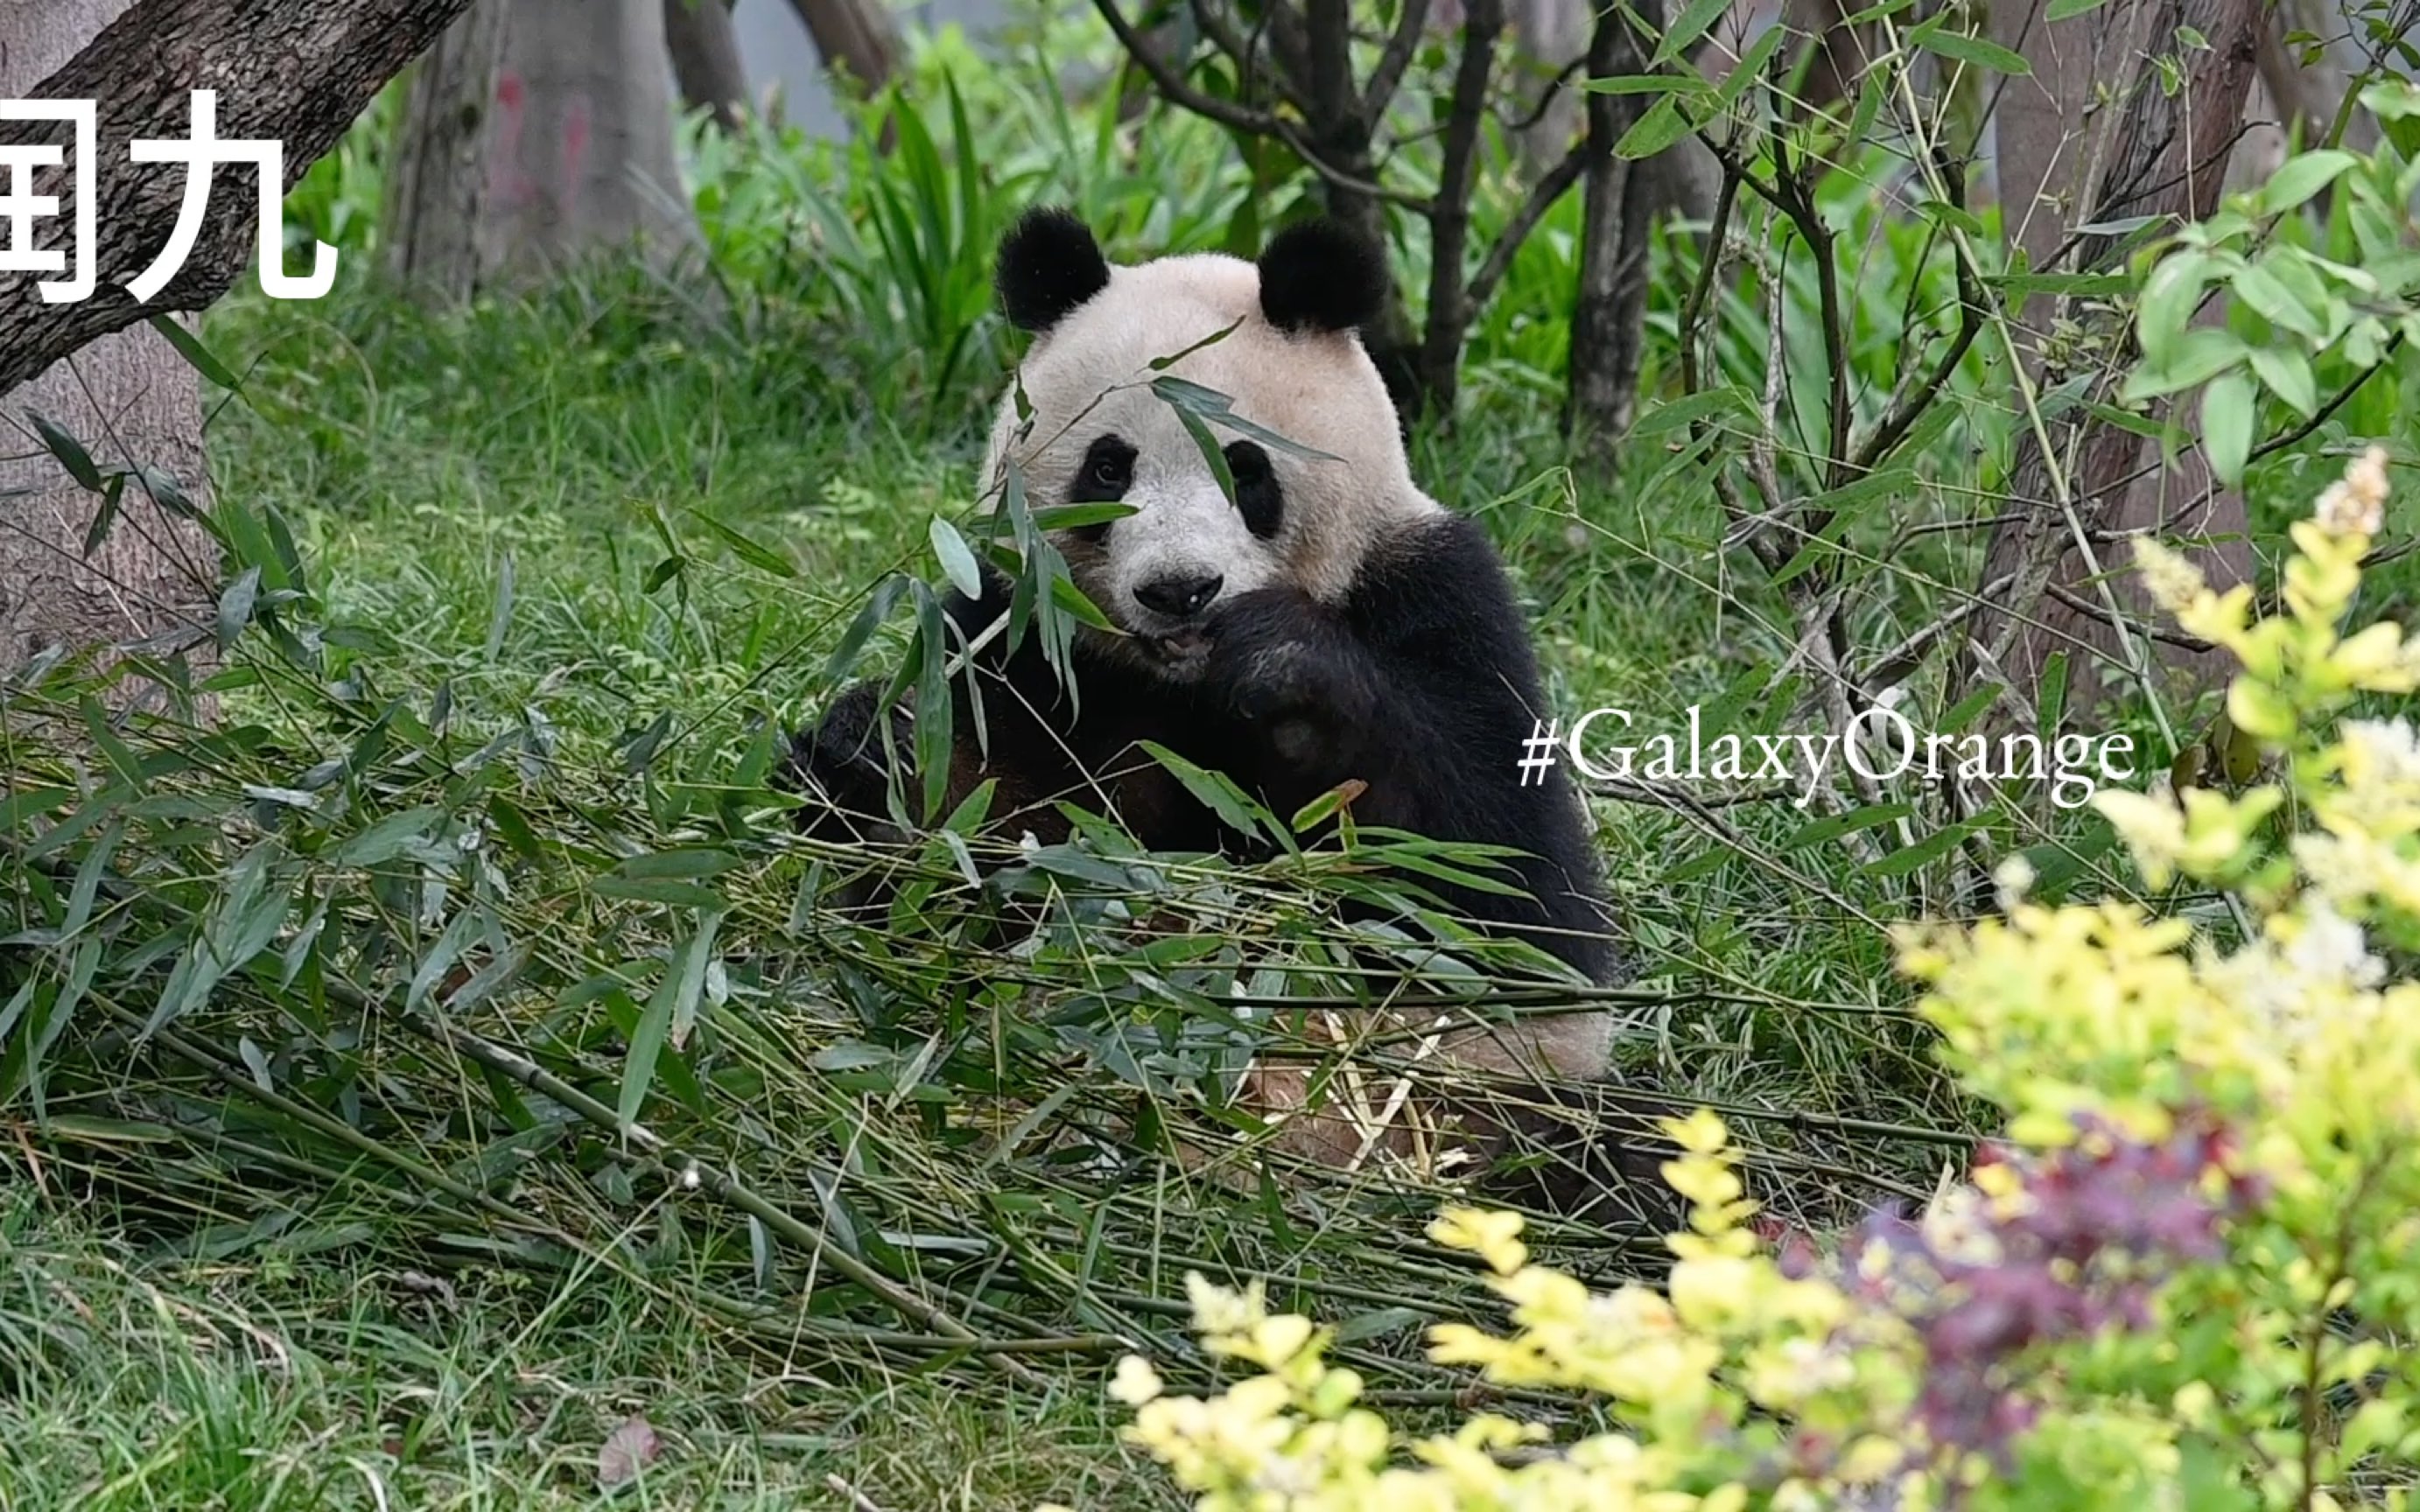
[{"left": 1134, "top": 572, "right": 1224, "bottom": 620}]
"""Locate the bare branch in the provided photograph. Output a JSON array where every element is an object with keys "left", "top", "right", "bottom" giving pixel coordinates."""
[
  {"left": 2249, "top": 330, "right": 2404, "bottom": 464},
  {"left": 1089, "top": 0, "right": 1280, "bottom": 134},
  {"left": 2045, "top": 583, "right": 2215, "bottom": 654},
  {"left": 1466, "top": 137, "right": 1589, "bottom": 313},
  {"left": 1854, "top": 155, "right": 1985, "bottom": 472},
  {"left": 1260, "top": 0, "right": 1315, "bottom": 97},
  {"left": 1365, "top": 0, "right": 1434, "bottom": 115},
  {"left": 1094, "top": 0, "right": 1429, "bottom": 213},
  {"left": 1187, "top": 0, "right": 1307, "bottom": 115},
  {"left": 1504, "top": 55, "right": 1590, "bottom": 134},
  {"left": 1857, "top": 576, "right": 2013, "bottom": 690}
]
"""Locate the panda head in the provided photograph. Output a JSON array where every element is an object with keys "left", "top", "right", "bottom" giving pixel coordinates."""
[{"left": 980, "top": 206, "right": 1440, "bottom": 682}]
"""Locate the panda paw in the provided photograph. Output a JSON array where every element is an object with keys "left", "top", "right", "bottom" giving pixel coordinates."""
[
  {"left": 1203, "top": 589, "right": 1378, "bottom": 763},
  {"left": 782, "top": 681, "right": 916, "bottom": 844}
]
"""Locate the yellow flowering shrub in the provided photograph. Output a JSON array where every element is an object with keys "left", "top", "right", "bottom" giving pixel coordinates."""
[{"left": 1058, "top": 446, "right": 2420, "bottom": 1510}]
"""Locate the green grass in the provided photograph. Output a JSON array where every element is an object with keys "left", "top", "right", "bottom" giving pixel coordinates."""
[
  {"left": 197, "top": 261, "right": 1972, "bottom": 1117},
  {"left": 11, "top": 109, "right": 2416, "bottom": 1505},
  {"left": 0, "top": 261, "right": 1956, "bottom": 1508},
  {"left": 11, "top": 1, "right": 2420, "bottom": 1498},
  {"left": 0, "top": 1192, "right": 1155, "bottom": 1509}
]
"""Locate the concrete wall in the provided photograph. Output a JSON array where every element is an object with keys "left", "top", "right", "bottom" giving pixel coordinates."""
[{"left": 728, "top": 0, "right": 1007, "bottom": 137}]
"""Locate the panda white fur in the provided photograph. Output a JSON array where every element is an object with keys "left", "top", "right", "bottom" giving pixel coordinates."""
[{"left": 789, "top": 207, "right": 1625, "bottom": 1175}]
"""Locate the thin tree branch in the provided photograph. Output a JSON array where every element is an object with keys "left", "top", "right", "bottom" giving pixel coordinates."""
[
  {"left": 2248, "top": 331, "right": 2405, "bottom": 463},
  {"left": 1365, "top": 0, "right": 1434, "bottom": 114},
  {"left": 1854, "top": 154, "right": 1985, "bottom": 472},
  {"left": 1092, "top": 0, "right": 1433, "bottom": 212},
  {"left": 1504, "top": 54, "right": 1591, "bottom": 134},
  {"left": 1466, "top": 136, "right": 1591, "bottom": 313},
  {"left": 1187, "top": 0, "right": 1307, "bottom": 115},
  {"left": 1089, "top": 0, "right": 1280, "bottom": 134}
]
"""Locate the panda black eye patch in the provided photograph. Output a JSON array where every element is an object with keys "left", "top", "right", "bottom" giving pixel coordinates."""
[
  {"left": 1224, "top": 441, "right": 1283, "bottom": 540},
  {"left": 1068, "top": 435, "right": 1136, "bottom": 542}
]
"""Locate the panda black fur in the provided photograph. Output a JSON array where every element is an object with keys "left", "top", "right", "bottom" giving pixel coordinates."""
[{"left": 787, "top": 207, "right": 1632, "bottom": 1180}]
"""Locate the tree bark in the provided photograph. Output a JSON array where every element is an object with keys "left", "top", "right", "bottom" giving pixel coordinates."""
[
  {"left": 1972, "top": 0, "right": 2266, "bottom": 724},
  {"left": 1563, "top": 1, "right": 1646, "bottom": 466},
  {"left": 1414, "top": 0, "right": 1506, "bottom": 416},
  {"left": 663, "top": 0, "right": 751, "bottom": 132},
  {"left": 387, "top": 0, "right": 701, "bottom": 301},
  {"left": 0, "top": 0, "right": 480, "bottom": 399},
  {"left": 782, "top": 0, "right": 901, "bottom": 97},
  {"left": 2258, "top": 0, "right": 2378, "bottom": 152},
  {"left": 0, "top": 0, "right": 454, "bottom": 687},
  {"left": 1785, "top": 0, "right": 1877, "bottom": 112},
  {"left": 1292, "top": 0, "right": 1423, "bottom": 416},
  {"left": 384, "top": 3, "right": 508, "bottom": 292}
]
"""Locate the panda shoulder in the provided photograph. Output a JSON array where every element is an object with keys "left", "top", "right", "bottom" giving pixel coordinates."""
[{"left": 1349, "top": 506, "right": 1530, "bottom": 648}]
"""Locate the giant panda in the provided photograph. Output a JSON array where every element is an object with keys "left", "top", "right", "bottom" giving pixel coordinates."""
[{"left": 786, "top": 206, "right": 1631, "bottom": 1183}]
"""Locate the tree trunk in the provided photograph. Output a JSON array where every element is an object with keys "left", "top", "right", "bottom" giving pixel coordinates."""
[
  {"left": 1, "top": 0, "right": 465, "bottom": 688},
  {"left": 1563, "top": 0, "right": 1646, "bottom": 466},
  {"left": 663, "top": 0, "right": 751, "bottom": 132},
  {"left": 1414, "top": 0, "right": 1506, "bottom": 417},
  {"left": 782, "top": 0, "right": 900, "bottom": 97},
  {"left": 1291, "top": 0, "right": 1422, "bottom": 419},
  {"left": 384, "top": 3, "right": 509, "bottom": 292},
  {"left": 0, "top": 0, "right": 480, "bottom": 398},
  {"left": 1778, "top": 0, "right": 1878, "bottom": 111},
  {"left": 388, "top": 0, "right": 701, "bottom": 300},
  {"left": 1972, "top": 0, "right": 2265, "bottom": 725}
]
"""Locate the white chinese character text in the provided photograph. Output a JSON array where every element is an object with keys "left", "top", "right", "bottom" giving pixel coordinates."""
[
  {"left": 129, "top": 89, "right": 334, "bottom": 304},
  {"left": 0, "top": 101, "right": 95, "bottom": 304}
]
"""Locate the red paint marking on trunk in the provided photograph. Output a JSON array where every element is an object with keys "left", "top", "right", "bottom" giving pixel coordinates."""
[
  {"left": 562, "top": 97, "right": 591, "bottom": 220},
  {"left": 490, "top": 70, "right": 530, "bottom": 207}
]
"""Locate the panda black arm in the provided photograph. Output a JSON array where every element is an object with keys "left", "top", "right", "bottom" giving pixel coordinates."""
[
  {"left": 784, "top": 563, "right": 1014, "bottom": 836},
  {"left": 1202, "top": 514, "right": 1617, "bottom": 981},
  {"left": 1203, "top": 514, "right": 1546, "bottom": 800}
]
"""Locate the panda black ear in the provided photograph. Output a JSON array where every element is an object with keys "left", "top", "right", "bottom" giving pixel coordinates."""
[
  {"left": 998, "top": 206, "right": 1112, "bottom": 334},
  {"left": 1257, "top": 219, "right": 1388, "bottom": 335}
]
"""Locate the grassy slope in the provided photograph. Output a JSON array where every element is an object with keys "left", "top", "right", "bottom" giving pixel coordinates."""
[
  {"left": 0, "top": 1195, "right": 1151, "bottom": 1510},
  {"left": 0, "top": 281, "right": 1155, "bottom": 1508},
  {"left": 0, "top": 267, "right": 1812, "bottom": 1510},
  {"left": 10, "top": 200, "right": 2406, "bottom": 1508}
]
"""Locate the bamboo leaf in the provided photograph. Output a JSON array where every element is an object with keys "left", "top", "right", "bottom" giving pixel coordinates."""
[
  {"left": 1615, "top": 97, "right": 1691, "bottom": 159},
  {"left": 691, "top": 511, "right": 799, "bottom": 578},
  {"left": 592, "top": 877, "right": 728, "bottom": 909},
  {"left": 216, "top": 565, "right": 262, "bottom": 651},
  {"left": 1908, "top": 15, "right": 2032, "bottom": 73},
  {"left": 149, "top": 313, "right": 244, "bottom": 389},
  {"left": 2258, "top": 150, "right": 2356, "bottom": 216},
  {"left": 2201, "top": 370, "right": 2257, "bottom": 486},
  {"left": 1140, "top": 740, "right": 1280, "bottom": 846},
  {"left": 614, "top": 848, "right": 740, "bottom": 881},
  {"left": 28, "top": 412, "right": 102, "bottom": 490},
  {"left": 1655, "top": 0, "right": 1731, "bottom": 64},
  {"left": 1862, "top": 819, "right": 1986, "bottom": 878},
  {"left": 929, "top": 515, "right": 983, "bottom": 598},
  {"left": 621, "top": 914, "right": 721, "bottom": 1135}
]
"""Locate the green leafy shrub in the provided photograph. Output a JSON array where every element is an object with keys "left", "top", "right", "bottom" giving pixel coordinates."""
[{"left": 1076, "top": 445, "right": 2420, "bottom": 1508}]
